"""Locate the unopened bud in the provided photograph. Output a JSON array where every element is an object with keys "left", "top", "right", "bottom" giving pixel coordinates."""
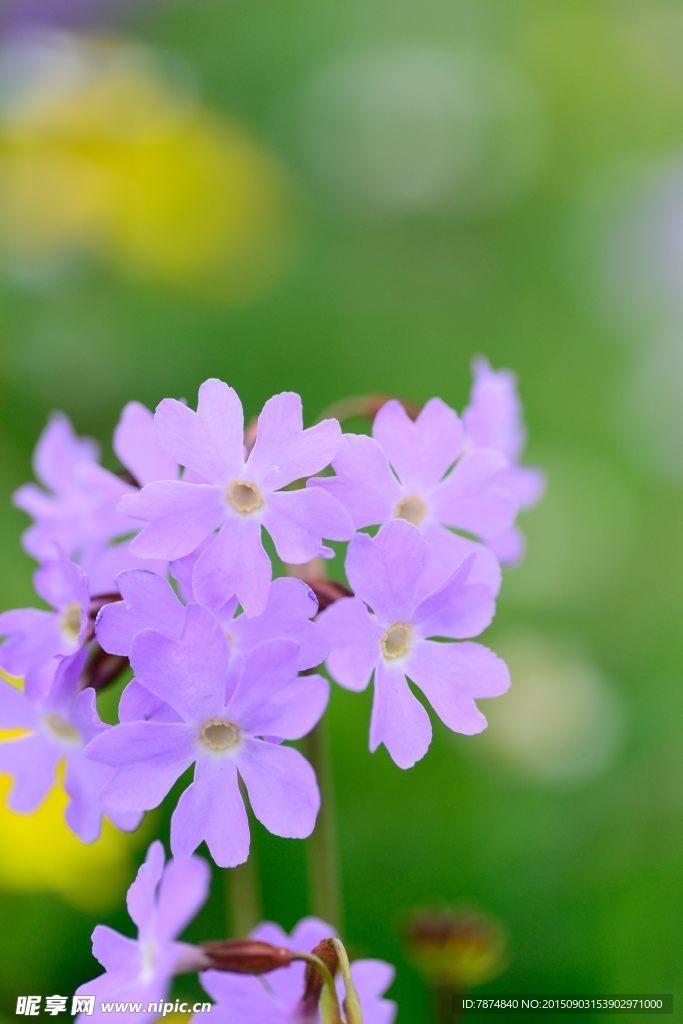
[
  {"left": 404, "top": 907, "right": 508, "bottom": 989},
  {"left": 201, "top": 939, "right": 294, "bottom": 975},
  {"left": 299, "top": 939, "right": 339, "bottom": 1013}
]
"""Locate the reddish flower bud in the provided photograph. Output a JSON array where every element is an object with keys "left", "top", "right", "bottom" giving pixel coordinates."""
[{"left": 201, "top": 939, "right": 294, "bottom": 975}]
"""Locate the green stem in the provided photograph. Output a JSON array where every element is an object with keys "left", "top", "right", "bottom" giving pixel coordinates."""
[
  {"left": 303, "top": 717, "right": 343, "bottom": 930},
  {"left": 293, "top": 952, "right": 344, "bottom": 1024},
  {"left": 225, "top": 826, "right": 262, "bottom": 937}
]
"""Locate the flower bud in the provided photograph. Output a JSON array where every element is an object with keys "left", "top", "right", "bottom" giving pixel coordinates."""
[
  {"left": 404, "top": 907, "right": 508, "bottom": 989},
  {"left": 201, "top": 939, "right": 294, "bottom": 975}
]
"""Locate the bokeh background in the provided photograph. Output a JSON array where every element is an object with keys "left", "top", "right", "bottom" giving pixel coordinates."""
[{"left": 0, "top": 1, "right": 682, "bottom": 1020}]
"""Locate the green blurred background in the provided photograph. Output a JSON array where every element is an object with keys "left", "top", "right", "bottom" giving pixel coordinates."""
[{"left": 0, "top": 1, "right": 681, "bottom": 1020}]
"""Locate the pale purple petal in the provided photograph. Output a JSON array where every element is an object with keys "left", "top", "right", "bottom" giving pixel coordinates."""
[
  {"left": 0, "top": 679, "right": 36, "bottom": 729},
  {"left": 422, "top": 524, "right": 502, "bottom": 596},
  {"left": 230, "top": 577, "right": 326, "bottom": 671},
  {"left": 407, "top": 640, "right": 510, "bottom": 735},
  {"left": 507, "top": 464, "right": 546, "bottom": 509},
  {"left": 373, "top": 398, "right": 465, "bottom": 488},
  {"left": 228, "top": 641, "right": 328, "bottom": 739},
  {"left": 155, "top": 854, "right": 211, "bottom": 941},
  {"left": 431, "top": 450, "right": 518, "bottom": 538},
  {"left": 464, "top": 358, "right": 525, "bottom": 461},
  {"left": 369, "top": 661, "right": 432, "bottom": 769},
  {"left": 33, "top": 412, "right": 99, "bottom": 493},
  {"left": 91, "top": 925, "right": 139, "bottom": 974},
  {"left": 246, "top": 392, "right": 341, "bottom": 490},
  {"left": 264, "top": 487, "right": 353, "bottom": 564},
  {"left": 124, "top": 480, "right": 224, "bottom": 561},
  {"left": 199, "top": 972, "right": 286, "bottom": 1024},
  {"left": 192, "top": 518, "right": 271, "bottom": 618},
  {"left": 126, "top": 840, "right": 166, "bottom": 930},
  {"left": 129, "top": 604, "right": 229, "bottom": 723},
  {"left": 90, "top": 723, "right": 196, "bottom": 812},
  {"left": 154, "top": 385, "right": 242, "bottom": 485},
  {"left": 63, "top": 752, "right": 112, "bottom": 844},
  {"left": 119, "top": 680, "right": 179, "bottom": 724},
  {"left": 0, "top": 735, "right": 60, "bottom": 811},
  {"left": 317, "top": 597, "right": 382, "bottom": 692},
  {"left": 487, "top": 526, "right": 526, "bottom": 565},
  {"left": 81, "top": 542, "right": 167, "bottom": 596},
  {"left": 171, "top": 757, "right": 249, "bottom": 868},
  {"left": 238, "top": 739, "right": 319, "bottom": 839},
  {"left": 96, "top": 570, "right": 185, "bottom": 656},
  {"left": 34, "top": 553, "right": 89, "bottom": 610},
  {"left": 413, "top": 558, "right": 496, "bottom": 640},
  {"left": 114, "top": 402, "right": 178, "bottom": 487},
  {"left": 352, "top": 960, "right": 397, "bottom": 1024},
  {"left": 0, "top": 608, "right": 67, "bottom": 675},
  {"left": 345, "top": 521, "right": 427, "bottom": 623},
  {"left": 313, "top": 432, "right": 400, "bottom": 529}
]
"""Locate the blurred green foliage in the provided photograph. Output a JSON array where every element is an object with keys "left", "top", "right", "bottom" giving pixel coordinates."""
[{"left": 0, "top": 1, "right": 681, "bottom": 1021}]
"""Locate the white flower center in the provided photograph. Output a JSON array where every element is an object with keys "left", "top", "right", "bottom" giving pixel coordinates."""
[
  {"left": 200, "top": 718, "right": 241, "bottom": 752},
  {"left": 43, "top": 713, "right": 81, "bottom": 746},
  {"left": 380, "top": 622, "right": 413, "bottom": 660},
  {"left": 59, "top": 601, "right": 82, "bottom": 645},
  {"left": 225, "top": 479, "right": 264, "bottom": 515},
  {"left": 394, "top": 493, "right": 428, "bottom": 526}
]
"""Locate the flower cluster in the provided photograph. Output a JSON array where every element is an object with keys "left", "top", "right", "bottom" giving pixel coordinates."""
[{"left": 0, "top": 364, "right": 543, "bottom": 1017}]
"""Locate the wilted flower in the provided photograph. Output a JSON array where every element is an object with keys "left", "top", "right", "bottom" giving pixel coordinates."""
[
  {"left": 319, "top": 520, "right": 509, "bottom": 768},
  {"left": 76, "top": 841, "right": 210, "bottom": 1023},
  {"left": 198, "top": 917, "right": 396, "bottom": 1024},
  {"left": 86, "top": 605, "right": 328, "bottom": 867},
  {"left": 120, "top": 379, "right": 352, "bottom": 616}
]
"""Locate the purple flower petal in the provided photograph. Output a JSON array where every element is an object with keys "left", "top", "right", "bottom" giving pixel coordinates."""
[
  {"left": 264, "top": 486, "right": 353, "bottom": 564},
  {"left": 228, "top": 640, "right": 328, "bottom": 740},
  {"left": 0, "top": 735, "right": 60, "bottom": 812},
  {"left": 199, "top": 972, "right": 287, "bottom": 1024},
  {"left": 0, "top": 678, "right": 36, "bottom": 729},
  {"left": 230, "top": 577, "right": 327, "bottom": 672},
  {"left": 0, "top": 608, "right": 66, "bottom": 676},
  {"left": 369, "top": 661, "right": 432, "bottom": 769},
  {"left": 155, "top": 854, "right": 211, "bottom": 941},
  {"left": 431, "top": 449, "right": 518, "bottom": 537},
  {"left": 124, "top": 481, "right": 224, "bottom": 561},
  {"left": 313, "top": 433, "right": 400, "bottom": 530},
  {"left": 373, "top": 397, "right": 465, "bottom": 489},
  {"left": 96, "top": 570, "right": 186, "bottom": 657},
  {"left": 118, "top": 679, "right": 179, "bottom": 724},
  {"left": 413, "top": 558, "right": 496, "bottom": 640},
  {"left": 154, "top": 381, "right": 243, "bottom": 485},
  {"left": 114, "top": 402, "right": 178, "bottom": 487},
  {"left": 345, "top": 521, "right": 427, "bottom": 623},
  {"left": 126, "top": 840, "right": 165, "bottom": 930},
  {"left": 33, "top": 552, "right": 89, "bottom": 610},
  {"left": 407, "top": 640, "right": 510, "bottom": 735},
  {"left": 91, "top": 722, "right": 196, "bottom": 813},
  {"left": 422, "top": 524, "right": 502, "bottom": 595},
  {"left": 91, "top": 925, "right": 139, "bottom": 974},
  {"left": 129, "top": 604, "right": 229, "bottom": 723},
  {"left": 171, "top": 757, "right": 249, "bottom": 868},
  {"left": 246, "top": 392, "right": 341, "bottom": 490},
  {"left": 238, "top": 739, "right": 319, "bottom": 839},
  {"left": 192, "top": 518, "right": 271, "bottom": 618},
  {"left": 317, "top": 596, "right": 382, "bottom": 692},
  {"left": 33, "top": 412, "right": 99, "bottom": 493}
]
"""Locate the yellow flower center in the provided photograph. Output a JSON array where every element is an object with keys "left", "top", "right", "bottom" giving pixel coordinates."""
[
  {"left": 225, "top": 479, "right": 264, "bottom": 515},
  {"left": 43, "top": 713, "right": 81, "bottom": 746},
  {"left": 394, "top": 493, "right": 428, "bottom": 526},
  {"left": 200, "top": 718, "right": 241, "bottom": 752},
  {"left": 380, "top": 623, "right": 413, "bottom": 660},
  {"left": 59, "top": 602, "right": 82, "bottom": 645}
]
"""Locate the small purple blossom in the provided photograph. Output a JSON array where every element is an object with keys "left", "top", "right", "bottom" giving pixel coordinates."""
[
  {"left": 86, "top": 604, "right": 328, "bottom": 867},
  {"left": 314, "top": 397, "right": 518, "bottom": 595},
  {"left": 318, "top": 520, "right": 510, "bottom": 769},
  {"left": 198, "top": 917, "right": 396, "bottom": 1024},
  {"left": 76, "top": 841, "right": 210, "bottom": 1024},
  {"left": 463, "top": 358, "right": 546, "bottom": 564},
  {"left": 119, "top": 380, "right": 353, "bottom": 616},
  {"left": 0, "top": 552, "right": 89, "bottom": 676},
  {"left": 0, "top": 649, "right": 138, "bottom": 841}
]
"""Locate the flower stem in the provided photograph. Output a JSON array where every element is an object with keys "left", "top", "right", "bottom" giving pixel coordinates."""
[
  {"left": 303, "top": 716, "right": 343, "bottom": 931},
  {"left": 226, "top": 808, "right": 262, "bottom": 937}
]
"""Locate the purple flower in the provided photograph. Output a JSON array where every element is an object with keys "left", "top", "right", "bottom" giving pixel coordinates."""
[
  {"left": 76, "top": 841, "right": 210, "bottom": 1024},
  {"left": 0, "top": 649, "right": 138, "bottom": 841},
  {"left": 318, "top": 520, "right": 510, "bottom": 769},
  {"left": 314, "top": 397, "right": 518, "bottom": 595},
  {"left": 463, "top": 358, "right": 546, "bottom": 564},
  {"left": 96, "top": 568, "right": 327, "bottom": 724},
  {"left": 13, "top": 413, "right": 132, "bottom": 566},
  {"left": 198, "top": 917, "right": 396, "bottom": 1024},
  {"left": 0, "top": 552, "right": 89, "bottom": 676},
  {"left": 119, "top": 380, "right": 353, "bottom": 616},
  {"left": 86, "top": 604, "right": 328, "bottom": 867}
]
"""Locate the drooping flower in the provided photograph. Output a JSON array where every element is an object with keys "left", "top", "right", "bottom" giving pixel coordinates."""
[
  {"left": 96, "top": 568, "right": 327, "bottom": 724},
  {"left": 198, "top": 916, "right": 396, "bottom": 1024},
  {"left": 119, "top": 379, "right": 353, "bottom": 616},
  {"left": 313, "top": 396, "right": 518, "bottom": 594},
  {"left": 318, "top": 520, "right": 510, "bottom": 769},
  {"left": 0, "top": 649, "right": 138, "bottom": 841},
  {"left": 463, "top": 358, "right": 546, "bottom": 564},
  {"left": 0, "top": 552, "right": 89, "bottom": 676},
  {"left": 75, "top": 841, "right": 210, "bottom": 1024},
  {"left": 86, "top": 604, "right": 328, "bottom": 867}
]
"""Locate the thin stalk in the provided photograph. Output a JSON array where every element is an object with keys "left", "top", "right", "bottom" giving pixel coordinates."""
[
  {"left": 294, "top": 951, "right": 344, "bottom": 1024},
  {"left": 226, "top": 799, "right": 262, "bottom": 937},
  {"left": 303, "top": 716, "right": 343, "bottom": 931}
]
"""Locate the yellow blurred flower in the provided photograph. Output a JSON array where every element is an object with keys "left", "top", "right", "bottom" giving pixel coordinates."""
[
  {"left": 0, "top": 32, "right": 295, "bottom": 298},
  {"left": 0, "top": 669, "right": 144, "bottom": 910}
]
